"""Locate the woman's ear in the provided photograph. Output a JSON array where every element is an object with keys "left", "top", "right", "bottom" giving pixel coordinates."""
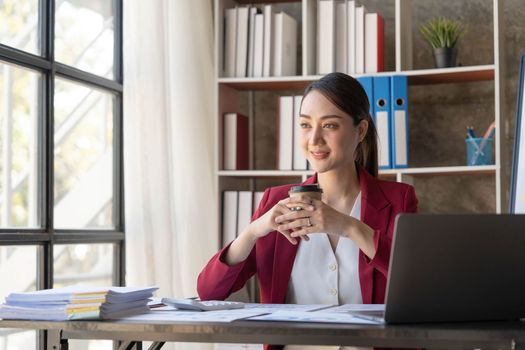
[{"left": 358, "top": 119, "right": 369, "bottom": 142}]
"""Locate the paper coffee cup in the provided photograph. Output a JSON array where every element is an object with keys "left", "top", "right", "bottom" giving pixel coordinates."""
[{"left": 288, "top": 184, "right": 323, "bottom": 210}]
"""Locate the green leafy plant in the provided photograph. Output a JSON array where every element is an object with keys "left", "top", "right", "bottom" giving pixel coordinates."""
[{"left": 419, "top": 17, "right": 465, "bottom": 49}]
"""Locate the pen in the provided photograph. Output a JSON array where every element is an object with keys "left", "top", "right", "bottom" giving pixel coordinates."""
[{"left": 467, "top": 126, "right": 476, "bottom": 138}]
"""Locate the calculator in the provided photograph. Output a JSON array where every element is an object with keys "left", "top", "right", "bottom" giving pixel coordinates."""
[{"left": 161, "top": 298, "right": 245, "bottom": 311}]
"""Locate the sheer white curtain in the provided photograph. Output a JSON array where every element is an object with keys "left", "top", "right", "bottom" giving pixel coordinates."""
[{"left": 123, "top": 1, "right": 217, "bottom": 348}]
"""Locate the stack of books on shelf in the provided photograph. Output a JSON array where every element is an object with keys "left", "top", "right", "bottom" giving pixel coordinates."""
[
  {"left": 0, "top": 286, "right": 157, "bottom": 321},
  {"left": 222, "top": 191, "right": 264, "bottom": 245},
  {"left": 277, "top": 75, "right": 408, "bottom": 171},
  {"left": 224, "top": 5, "right": 297, "bottom": 78},
  {"left": 318, "top": 0, "right": 384, "bottom": 75},
  {"left": 278, "top": 95, "right": 308, "bottom": 171}
]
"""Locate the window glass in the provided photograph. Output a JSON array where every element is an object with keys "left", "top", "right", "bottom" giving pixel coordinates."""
[
  {"left": 0, "top": 0, "right": 39, "bottom": 54},
  {"left": 0, "top": 62, "right": 40, "bottom": 228},
  {"left": 54, "top": 78, "right": 114, "bottom": 229},
  {"left": 55, "top": 0, "right": 115, "bottom": 78}
]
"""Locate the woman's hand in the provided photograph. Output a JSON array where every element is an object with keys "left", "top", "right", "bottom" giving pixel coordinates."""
[
  {"left": 227, "top": 196, "right": 316, "bottom": 265},
  {"left": 275, "top": 194, "right": 353, "bottom": 240},
  {"left": 249, "top": 197, "right": 315, "bottom": 245},
  {"left": 274, "top": 194, "right": 377, "bottom": 258}
]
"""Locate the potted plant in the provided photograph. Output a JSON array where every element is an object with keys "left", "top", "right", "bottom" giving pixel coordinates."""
[{"left": 419, "top": 17, "right": 465, "bottom": 68}]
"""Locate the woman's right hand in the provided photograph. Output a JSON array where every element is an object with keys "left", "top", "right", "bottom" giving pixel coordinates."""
[
  {"left": 226, "top": 196, "right": 315, "bottom": 265},
  {"left": 248, "top": 197, "right": 315, "bottom": 245}
]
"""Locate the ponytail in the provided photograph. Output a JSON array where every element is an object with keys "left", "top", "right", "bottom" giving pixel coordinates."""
[{"left": 354, "top": 113, "right": 378, "bottom": 177}]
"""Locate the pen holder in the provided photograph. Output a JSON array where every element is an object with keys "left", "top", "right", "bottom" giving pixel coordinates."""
[{"left": 466, "top": 137, "right": 493, "bottom": 166}]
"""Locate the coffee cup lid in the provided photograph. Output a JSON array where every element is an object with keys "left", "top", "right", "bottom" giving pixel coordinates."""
[{"left": 289, "top": 184, "right": 323, "bottom": 193}]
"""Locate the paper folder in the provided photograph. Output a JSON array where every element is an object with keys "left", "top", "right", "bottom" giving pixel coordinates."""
[
  {"left": 373, "top": 76, "right": 392, "bottom": 169},
  {"left": 390, "top": 76, "right": 409, "bottom": 168}
]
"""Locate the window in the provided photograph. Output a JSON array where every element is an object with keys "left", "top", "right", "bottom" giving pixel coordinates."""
[{"left": 0, "top": 0, "right": 123, "bottom": 349}]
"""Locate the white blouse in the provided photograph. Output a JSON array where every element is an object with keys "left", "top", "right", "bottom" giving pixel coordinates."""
[
  {"left": 286, "top": 191, "right": 363, "bottom": 305},
  {"left": 284, "top": 192, "right": 370, "bottom": 350}
]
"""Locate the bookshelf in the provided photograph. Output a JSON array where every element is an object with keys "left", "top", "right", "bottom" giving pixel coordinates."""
[{"left": 214, "top": 0, "right": 506, "bottom": 249}]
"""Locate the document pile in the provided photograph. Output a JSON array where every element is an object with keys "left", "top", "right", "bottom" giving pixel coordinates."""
[{"left": 0, "top": 286, "right": 157, "bottom": 321}]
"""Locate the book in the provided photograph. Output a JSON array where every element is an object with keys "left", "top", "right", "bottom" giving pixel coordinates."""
[
  {"left": 317, "top": 0, "right": 335, "bottom": 74},
  {"left": 224, "top": 7, "right": 237, "bottom": 77},
  {"left": 272, "top": 11, "right": 298, "bottom": 77},
  {"left": 223, "top": 113, "right": 249, "bottom": 170},
  {"left": 253, "top": 13, "right": 265, "bottom": 77},
  {"left": 293, "top": 95, "right": 308, "bottom": 170},
  {"left": 355, "top": 5, "right": 366, "bottom": 74},
  {"left": 235, "top": 6, "right": 250, "bottom": 77},
  {"left": 247, "top": 7, "right": 259, "bottom": 77},
  {"left": 263, "top": 5, "right": 274, "bottom": 77},
  {"left": 277, "top": 96, "right": 294, "bottom": 170},
  {"left": 364, "top": 12, "right": 384, "bottom": 73},
  {"left": 237, "top": 191, "right": 253, "bottom": 234},
  {"left": 222, "top": 191, "right": 238, "bottom": 245},
  {"left": 335, "top": 0, "right": 347, "bottom": 73},
  {"left": 346, "top": 0, "right": 356, "bottom": 73}
]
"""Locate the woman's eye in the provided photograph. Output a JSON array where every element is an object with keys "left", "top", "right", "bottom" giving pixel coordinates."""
[
  {"left": 300, "top": 123, "right": 311, "bottom": 129},
  {"left": 323, "top": 123, "right": 338, "bottom": 129}
]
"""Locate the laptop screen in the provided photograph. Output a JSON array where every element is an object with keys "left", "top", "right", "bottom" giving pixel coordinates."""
[{"left": 510, "top": 54, "right": 525, "bottom": 213}]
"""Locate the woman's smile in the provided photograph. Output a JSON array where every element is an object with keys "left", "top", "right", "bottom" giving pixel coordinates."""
[{"left": 310, "top": 151, "right": 330, "bottom": 160}]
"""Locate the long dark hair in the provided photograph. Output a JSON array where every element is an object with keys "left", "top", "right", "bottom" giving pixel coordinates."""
[{"left": 302, "top": 72, "right": 379, "bottom": 177}]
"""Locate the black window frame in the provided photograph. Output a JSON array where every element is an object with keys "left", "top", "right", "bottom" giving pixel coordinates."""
[{"left": 0, "top": 0, "right": 124, "bottom": 347}]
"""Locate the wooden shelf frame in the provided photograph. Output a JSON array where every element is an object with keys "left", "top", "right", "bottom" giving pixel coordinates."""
[{"left": 218, "top": 65, "right": 496, "bottom": 91}]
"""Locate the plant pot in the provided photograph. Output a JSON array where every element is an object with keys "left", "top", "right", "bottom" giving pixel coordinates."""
[{"left": 433, "top": 47, "right": 457, "bottom": 68}]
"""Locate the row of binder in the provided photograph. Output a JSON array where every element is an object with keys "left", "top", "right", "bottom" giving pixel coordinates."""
[
  {"left": 224, "top": 5, "right": 298, "bottom": 78},
  {"left": 357, "top": 75, "right": 409, "bottom": 169},
  {"left": 318, "top": 0, "right": 384, "bottom": 75},
  {"left": 222, "top": 191, "right": 263, "bottom": 245}
]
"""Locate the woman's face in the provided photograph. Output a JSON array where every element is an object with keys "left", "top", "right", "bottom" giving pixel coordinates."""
[{"left": 299, "top": 90, "right": 367, "bottom": 174}]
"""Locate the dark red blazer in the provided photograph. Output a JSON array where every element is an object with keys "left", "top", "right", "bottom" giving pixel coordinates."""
[{"left": 198, "top": 167, "right": 418, "bottom": 306}]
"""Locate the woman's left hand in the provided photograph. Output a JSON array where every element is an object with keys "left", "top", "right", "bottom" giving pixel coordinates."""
[
  {"left": 275, "top": 194, "right": 377, "bottom": 258},
  {"left": 274, "top": 194, "right": 354, "bottom": 239}
]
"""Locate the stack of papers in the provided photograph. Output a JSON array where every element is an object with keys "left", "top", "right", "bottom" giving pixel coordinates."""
[
  {"left": 140, "top": 302, "right": 384, "bottom": 324},
  {"left": 0, "top": 286, "right": 158, "bottom": 321}
]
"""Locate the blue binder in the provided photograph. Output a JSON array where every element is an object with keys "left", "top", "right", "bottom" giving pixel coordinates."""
[
  {"left": 372, "top": 76, "right": 392, "bottom": 169},
  {"left": 357, "top": 76, "right": 374, "bottom": 118},
  {"left": 390, "top": 76, "right": 409, "bottom": 168}
]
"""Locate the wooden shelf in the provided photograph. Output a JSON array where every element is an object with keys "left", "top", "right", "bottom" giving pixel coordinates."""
[
  {"left": 237, "top": 0, "right": 298, "bottom": 3},
  {"left": 382, "top": 165, "right": 497, "bottom": 177},
  {"left": 219, "top": 170, "right": 310, "bottom": 178},
  {"left": 406, "top": 65, "right": 495, "bottom": 85},
  {"left": 218, "top": 76, "right": 316, "bottom": 91},
  {"left": 218, "top": 165, "right": 497, "bottom": 178},
  {"left": 218, "top": 65, "right": 495, "bottom": 90}
]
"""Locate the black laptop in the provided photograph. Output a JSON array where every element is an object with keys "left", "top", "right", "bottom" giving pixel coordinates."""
[{"left": 359, "top": 214, "right": 525, "bottom": 324}]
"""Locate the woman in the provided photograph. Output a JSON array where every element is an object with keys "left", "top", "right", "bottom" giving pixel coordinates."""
[{"left": 198, "top": 72, "right": 418, "bottom": 348}]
